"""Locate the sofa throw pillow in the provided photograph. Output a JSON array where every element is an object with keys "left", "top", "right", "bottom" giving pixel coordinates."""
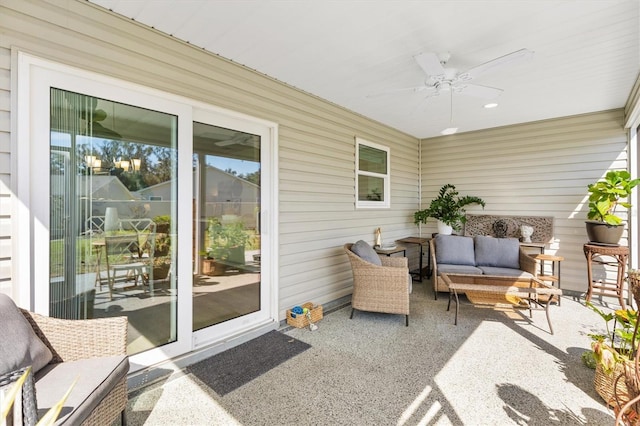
[
  {"left": 474, "top": 235, "right": 520, "bottom": 269},
  {"left": 435, "top": 235, "right": 476, "bottom": 266},
  {"left": 351, "top": 240, "right": 382, "bottom": 266},
  {"left": 0, "top": 294, "right": 53, "bottom": 375}
]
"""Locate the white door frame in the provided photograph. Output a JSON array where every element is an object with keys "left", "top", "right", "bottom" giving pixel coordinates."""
[{"left": 15, "top": 52, "right": 279, "bottom": 371}]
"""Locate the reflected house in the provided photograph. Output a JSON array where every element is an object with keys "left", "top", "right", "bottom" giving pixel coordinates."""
[
  {"left": 135, "top": 166, "right": 260, "bottom": 229},
  {"left": 50, "top": 175, "right": 136, "bottom": 238}
]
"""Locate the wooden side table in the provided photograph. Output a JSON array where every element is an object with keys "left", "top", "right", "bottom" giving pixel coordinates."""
[
  {"left": 583, "top": 243, "right": 630, "bottom": 308},
  {"left": 397, "top": 237, "right": 431, "bottom": 281},
  {"left": 529, "top": 253, "right": 563, "bottom": 305}
]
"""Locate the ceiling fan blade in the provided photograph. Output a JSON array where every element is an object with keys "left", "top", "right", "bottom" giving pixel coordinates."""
[
  {"left": 215, "top": 139, "right": 236, "bottom": 146},
  {"left": 366, "top": 85, "right": 436, "bottom": 98},
  {"left": 414, "top": 52, "right": 446, "bottom": 76},
  {"left": 456, "top": 83, "right": 503, "bottom": 99},
  {"left": 459, "top": 48, "right": 534, "bottom": 81}
]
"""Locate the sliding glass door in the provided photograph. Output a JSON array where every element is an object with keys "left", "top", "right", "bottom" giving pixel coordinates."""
[
  {"left": 191, "top": 109, "right": 273, "bottom": 347},
  {"left": 192, "top": 122, "right": 261, "bottom": 331},
  {"left": 49, "top": 88, "right": 179, "bottom": 355},
  {"left": 22, "top": 54, "right": 276, "bottom": 369}
]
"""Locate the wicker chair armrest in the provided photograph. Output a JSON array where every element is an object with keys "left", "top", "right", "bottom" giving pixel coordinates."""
[
  {"left": 380, "top": 256, "right": 408, "bottom": 268},
  {"left": 519, "top": 249, "right": 538, "bottom": 276},
  {"left": 20, "top": 310, "right": 128, "bottom": 362}
]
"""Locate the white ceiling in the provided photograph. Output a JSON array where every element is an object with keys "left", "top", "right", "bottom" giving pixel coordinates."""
[{"left": 90, "top": 0, "right": 640, "bottom": 139}]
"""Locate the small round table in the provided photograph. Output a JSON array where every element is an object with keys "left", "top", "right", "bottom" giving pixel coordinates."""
[{"left": 583, "top": 243, "right": 630, "bottom": 308}]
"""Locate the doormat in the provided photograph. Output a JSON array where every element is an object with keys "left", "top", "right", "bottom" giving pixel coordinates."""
[{"left": 186, "top": 330, "right": 311, "bottom": 396}]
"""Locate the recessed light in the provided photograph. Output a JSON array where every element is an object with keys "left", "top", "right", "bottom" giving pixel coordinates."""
[
  {"left": 441, "top": 127, "right": 458, "bottom": 135},
  {"left": 484, "top": 103, "right": 498, "bottom": 109}
]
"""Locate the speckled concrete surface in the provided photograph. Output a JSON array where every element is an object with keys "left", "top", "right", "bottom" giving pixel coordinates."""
[{"left": 126, "top": 282, "right": 620, "bottom": 425}]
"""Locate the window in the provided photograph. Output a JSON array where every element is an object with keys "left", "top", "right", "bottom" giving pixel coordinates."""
[{"left": 355, "top": 137, "right": 390, "bottom": 208}]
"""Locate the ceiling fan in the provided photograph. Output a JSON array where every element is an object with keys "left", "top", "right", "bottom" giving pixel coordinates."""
[
  {"left": 214, "top": 133, "right": 259, "bottom": 147},
  {"left": 372, "top": 48, "right": 534, "bottom": 100}
]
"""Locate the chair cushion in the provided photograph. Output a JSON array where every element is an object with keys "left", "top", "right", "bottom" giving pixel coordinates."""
[
  {"left": 435, "top": 235, "right": 476, "bottom": 266},
  {"left": 351, "top": 240, "right": 382, "bottom": 266},
  {"left": 478, "top": 267, "right": 533, "bottom": 278},
  {"left": 35, "top": 355, "right": 129, "bottom": 425},
  {"left": 0, "top": 294, "right": 53, "bottom": 375},
  {"left": 474, "top": 236, "right": 520, "bottom": 269},
  {"left": 437, "top": 264, "right": 483, "bottom": 275}
]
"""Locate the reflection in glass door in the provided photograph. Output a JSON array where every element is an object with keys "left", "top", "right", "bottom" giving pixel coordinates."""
[
  {"left": 192, "top": 122, "right": 261, "bottom": 330},
  {"left": 49, "top": 88, "right": 178, "bottom": 355}
]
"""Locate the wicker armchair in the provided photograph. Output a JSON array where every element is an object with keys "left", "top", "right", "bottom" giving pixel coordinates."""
[
  {"left": 344, "top": 243, "right": 411, "bottom": 326},
  {"left": 19, "top": 310, "right": 129, "bottom": 426}
]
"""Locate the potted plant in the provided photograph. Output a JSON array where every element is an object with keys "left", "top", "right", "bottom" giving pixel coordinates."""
[
  {"left": 203, "top": 217, "right": 250, "bottom": 265},
  {"left": 586, "top": 170, "right": 640, "bottom": 245},
  {"left": 413, "top": 184, "right": 485, "bottom": 234},
  {"left": 585, "top": 301, "right": 639, "bottom": 405}
]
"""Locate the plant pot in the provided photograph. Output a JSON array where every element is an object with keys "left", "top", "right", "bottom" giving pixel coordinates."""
[
  {"left": 201, "top": 258, "right": 226, "bottom": 276},
  {"left": 153, "top": 263, "right": 170, "bottom": 280},
  {"left": 595, "top": 362, "right": 630, "bottom": 407},
  {"left": 437, "top": 220, "right": 453, "bottom": 235},
  {"left": 586, "top": 220, "right": 624, "bottom": 245},
  {"left": 227, "top": 246, "right": 246, "bottom": 265}
]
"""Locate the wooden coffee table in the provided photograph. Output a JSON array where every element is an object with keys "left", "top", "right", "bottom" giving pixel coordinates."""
[{"left": 441, "top": 273, "right": 563, "bottom": 334}]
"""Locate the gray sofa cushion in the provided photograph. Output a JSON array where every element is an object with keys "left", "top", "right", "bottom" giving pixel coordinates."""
[
  {"left": 478, "top": 266, "right": 534, "bottom": 277},
  {"left": 35, "top": 355, "right": 129, "bottom": 425},
  {"left": 474, "top": 236, "right": 520, "bottom": 269},
  {"left": 0, "top": 294, "right": 53, "bottom": 375},
  {"left": 435, "top": 235, "right": 476, "bottom": 266},
  {"left": 351, "top": 240, "right": 382, "bottom": 266},
  {"left": 437, "top": 264, "right": 483, "bottom": 275}
]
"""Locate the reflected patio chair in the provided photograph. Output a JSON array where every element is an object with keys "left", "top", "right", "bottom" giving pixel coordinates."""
[{"left": 104, "top": 233, "right": 147, "bottom": 300}]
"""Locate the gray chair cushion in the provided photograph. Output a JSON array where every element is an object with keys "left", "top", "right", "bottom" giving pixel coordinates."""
[
  {"left": 0, "top": 294, "right": 53, "bottom": 375},
  {"left": 478, "top": 267, "right": 534, "bottom": 277},
  {"left": 435, "top": 235, "right": 476, "bottom": 266},
  {"left": 437, "top": 264, "right": 483, "bottom": 275},
  {"left": 35, "top": 355, "right": 129, "bottom": 425},
  {"left": 351, "top": 240, "right": 382, "bottom": 266},
  {"left": 474, "top": 236, "right": 520, "bottom": 269}
]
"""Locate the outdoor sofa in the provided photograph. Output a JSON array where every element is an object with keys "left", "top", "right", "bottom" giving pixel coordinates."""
[{"left": 430, "top": 234, "right": 538, "bottom": 299}]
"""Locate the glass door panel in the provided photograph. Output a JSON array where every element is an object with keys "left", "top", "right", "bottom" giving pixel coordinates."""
[
  {"left": 49, "top": 88, "right": 178, "bottom": 355},
  {"left": 192, "top": 122, "right": 261, "bottom": 331}
]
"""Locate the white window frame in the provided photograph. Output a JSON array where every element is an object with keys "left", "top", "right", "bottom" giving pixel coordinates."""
[{"left": 355, "top": 137, "right": 390, "bottom": 209}]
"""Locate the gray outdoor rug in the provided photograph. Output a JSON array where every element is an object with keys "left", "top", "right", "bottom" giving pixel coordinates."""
[{"left": 186, "top": 330, "right": 311, "bottom": 396}]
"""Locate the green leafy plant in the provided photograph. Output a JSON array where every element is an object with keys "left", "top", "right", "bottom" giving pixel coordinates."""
[
  {"left": 203, "top": 217, "right": 250, "bottom": 260},
  {"left": 586, "top": 301, "right": 640, "bottom": 373},
  {"left": 413, "top": 184, "right": 485, "bottom": 231},
  {"left": 587, "top": 170, "right": 640, "bottom": 226}
]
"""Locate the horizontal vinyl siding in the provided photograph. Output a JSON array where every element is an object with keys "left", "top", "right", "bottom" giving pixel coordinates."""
[
  {"left": 421, "top": 110, "right": 628, "bottom": 295},
  {"left": 1, "top": 0, "right": 420, "bottom": 316},
  {"left": 0, "top": 45, "right": 11, "bottom": 295}
]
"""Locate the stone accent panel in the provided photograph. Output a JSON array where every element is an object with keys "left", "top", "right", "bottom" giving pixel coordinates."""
[{"left": 463, "top": 214, "right": 554, "bottom": 243}]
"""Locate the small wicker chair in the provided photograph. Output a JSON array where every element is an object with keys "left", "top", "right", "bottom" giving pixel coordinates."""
[{"left": 344, "top": 243, "right": 411, "bottom": 326}]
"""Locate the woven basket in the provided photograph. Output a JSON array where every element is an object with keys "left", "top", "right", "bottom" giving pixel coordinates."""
[
  {"left": 286, "top": 302, "right": 323, "bottom": 328},
  {"left": 595, "top": 362, "right": 630, "bottom": 407}
]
